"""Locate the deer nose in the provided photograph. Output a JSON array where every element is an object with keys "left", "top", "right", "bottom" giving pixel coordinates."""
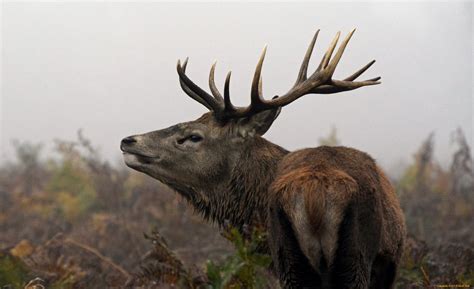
[{"left": 121, "top": 136, "right": 137, "bottom": 147}]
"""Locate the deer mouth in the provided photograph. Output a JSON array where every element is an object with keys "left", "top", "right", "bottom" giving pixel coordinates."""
[
  {"left": 123, "top": 154, "right": 159, "bottom": 172},
  {"left": 126, "top": 152, "right": 158, "bottom": 163},
  {"left": 121, "top": 149, "right": 160, "bottom": 166}
]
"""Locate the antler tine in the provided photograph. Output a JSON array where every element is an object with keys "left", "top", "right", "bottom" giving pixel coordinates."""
[
  {"left": 366, "top": 77, "right": 381, "bottom": 82},
  {"left": 319, "top": 78, "right": 381, "bottom": 92},
  {"left": 209, "top": 62, "right": 224, "bottom": 102},
  {"left": 296, "top": 29, "right": 320, "bottom": 84},
  {"left": 250, "top": 46, "right": 267, "bottom": 108},
  {"left": 223, "top": 71, "right": 236, "bottom": 112},
  {"left": 332, "top": 78, "right": 381, "bottom": 88},
  {"left": 325, "top": 29, "right": 356, "bottom": 77},
  {"left": 308, "top": 78, "right": 381, "bottom": 94},
  {"left": 316, "top": 31, "right": 341, "bottom": 72},
  {"left": 344, "top": 60, "right": 376, "bottom": 81},
  {"left": 177, "top": 59, "right": 213, "bottom": 110},
  {"left": 177, "top": 58, "right": 222, "bottom": 112}
]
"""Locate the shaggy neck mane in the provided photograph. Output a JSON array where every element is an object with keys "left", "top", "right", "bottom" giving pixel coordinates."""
[{"left": 174, "top": 136, "right": 288, "bottom": 230}]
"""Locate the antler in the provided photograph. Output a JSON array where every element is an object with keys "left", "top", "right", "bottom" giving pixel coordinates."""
[{"left": 176, "top": 29, "right": 381, "bottom": 121}]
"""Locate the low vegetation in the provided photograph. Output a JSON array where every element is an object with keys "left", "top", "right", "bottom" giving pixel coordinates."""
[{"left": 0, "top": 128, "right": 472, "bottom": 288}]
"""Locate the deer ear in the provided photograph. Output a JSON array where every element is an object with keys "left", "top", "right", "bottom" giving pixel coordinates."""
[{"left": 236, "top": 107, "right": 281, "bottom": 137}]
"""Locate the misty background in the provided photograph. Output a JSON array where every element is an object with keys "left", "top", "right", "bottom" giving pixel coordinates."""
[
  {"left": 1, "top": 2, "right": 472, "bottom": 174},
  {"left": 1, "top": 3, "right": 473, "bottom": 287}
]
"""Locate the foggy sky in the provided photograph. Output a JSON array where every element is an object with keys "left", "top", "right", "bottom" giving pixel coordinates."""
[{"left": 1, "top": 2, "right": 472, "bottom": 171}]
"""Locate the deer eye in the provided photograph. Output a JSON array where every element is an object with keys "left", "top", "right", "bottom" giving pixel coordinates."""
[
  {"left": 188, "top": 135, "right": 203, "bottom": 143},
  {"left": 177, "top": 134, "right": 203, "bottom": 145}
]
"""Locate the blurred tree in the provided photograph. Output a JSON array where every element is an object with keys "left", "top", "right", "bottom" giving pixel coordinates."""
[
  {"left": 9, "top": 140, "right": 46, "bottom": 195},
  {"left": 46, "top": 158, "right": 97, "bottom": 222},
  {"left": 318, "top": 126, "right": 340, "bottom": 146},
  {"left": 450, "top": 127, "right": 474, "bottom": 196},
  {"left": 415, "top": 132, "right": 435, "bottom": 191},
  {"left": 398, "top": 132, "right": 447, "bottom": 193}
]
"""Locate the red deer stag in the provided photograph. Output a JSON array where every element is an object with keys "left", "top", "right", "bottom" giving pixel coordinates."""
[{"left": 121, "top": 29, "right": 406, "bottom": 289}]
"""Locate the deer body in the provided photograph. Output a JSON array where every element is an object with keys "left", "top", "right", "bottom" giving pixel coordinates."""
[
  {"left": 268, "top": 146, "right": 405, "bottom": 289},
  {"left": 121, "top": 30, "right": 406, "bottom": 289}
]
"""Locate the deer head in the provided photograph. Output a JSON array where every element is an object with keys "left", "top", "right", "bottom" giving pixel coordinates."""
[{"left": 120, "top": 29, "right": 380, "bottom": 219}]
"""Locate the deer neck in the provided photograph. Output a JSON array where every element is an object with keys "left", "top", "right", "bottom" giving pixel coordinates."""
[
  {"left": 166, "top": 137, "right": 287, "bottom": 233},
  {"left": 194, "top": 137, "right": 289, "bottom": 230}
]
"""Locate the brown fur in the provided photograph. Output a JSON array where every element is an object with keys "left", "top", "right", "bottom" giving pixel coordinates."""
[
  {"left": 266, "top": 146, "right": 405, "bottom": 288},
  {"left": 376, "top": 166, "right": 406, "bottom": 261},
  {"left": 271, "top": 167, "right": 359, "bottom": 235}
]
